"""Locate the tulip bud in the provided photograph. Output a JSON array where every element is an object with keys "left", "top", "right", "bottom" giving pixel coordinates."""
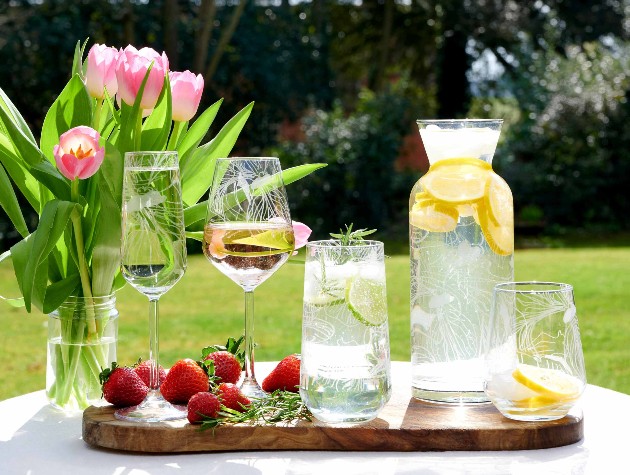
[
  {"left": 116, "top": 45, "right": 169, "bottom": 110},
  {"left": 53, "top": 126, "right": 105, "bottom": 181},
  {"left": 85, "top": 44, "right": 119, "bottom": 99},
  {"left": 169, "top": 71, "right": 204, "bottom": 122}
]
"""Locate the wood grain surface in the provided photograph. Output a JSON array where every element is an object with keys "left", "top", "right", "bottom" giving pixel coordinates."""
[{"left": 82, "top": 390, "right": 583, "bottom": 453}]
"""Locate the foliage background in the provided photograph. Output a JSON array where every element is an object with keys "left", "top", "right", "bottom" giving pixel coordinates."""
[{"left": 0, "top": 0, "right": 628, "bottom": 246}]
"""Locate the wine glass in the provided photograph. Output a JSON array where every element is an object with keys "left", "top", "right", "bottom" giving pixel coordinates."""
[
  {"left": 116, "top": 151, "right": 187, "bottom": 422},
  {"left": 204, "top": 157, "right": 295, "bottom": 398}
]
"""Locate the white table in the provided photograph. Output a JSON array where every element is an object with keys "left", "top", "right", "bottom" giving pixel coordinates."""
[{"left": 0, "top": 362, "right": 627, "bottom": 474}]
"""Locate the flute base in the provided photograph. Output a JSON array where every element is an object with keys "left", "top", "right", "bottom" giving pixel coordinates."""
[
  {"left": 114, "top": 390, "right": 187, "bottom": 422},
  {"left": 239, "top": 377, "right": 267, "bottom": 399}
]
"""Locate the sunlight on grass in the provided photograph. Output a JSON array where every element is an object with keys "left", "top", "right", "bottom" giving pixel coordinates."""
[{"left": 0, "top": 247, "right": 628, "bottom": 400}]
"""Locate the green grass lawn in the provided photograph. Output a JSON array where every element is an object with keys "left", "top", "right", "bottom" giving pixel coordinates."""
[{"left": 1, "top": 246, "right": 629, "bottom": 401}]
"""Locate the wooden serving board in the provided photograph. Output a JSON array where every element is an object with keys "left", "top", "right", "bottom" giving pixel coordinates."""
[{"left": 82, "top": 388, "right": 583, "bottom": 453}]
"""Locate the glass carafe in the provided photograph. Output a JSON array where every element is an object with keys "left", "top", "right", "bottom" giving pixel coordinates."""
[{"left": 409, "top": 119, "right": 514, "bottom": 403}]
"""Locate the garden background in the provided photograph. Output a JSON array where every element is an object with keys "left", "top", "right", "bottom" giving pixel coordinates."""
[{"left": 0, "top": 0, "right": 628, "bottom": 400}]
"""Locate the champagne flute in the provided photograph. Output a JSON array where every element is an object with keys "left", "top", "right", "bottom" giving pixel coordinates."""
[
  {"left": 203, "top": 157, "right": 295, "bottom": 398},
  {"left": 116, "top": 151, "right": 187, "bottom": 422}
]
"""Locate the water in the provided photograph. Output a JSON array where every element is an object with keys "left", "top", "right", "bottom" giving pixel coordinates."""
[
  {"left": 121, "top": 166, "right": 186, "bottom": 297},
  {"left": 46, "top": 337, "right": 117, "bottom": 412},
  {"left": 410, "top": 216, "right": 513, "bottom": 403},
  {"left": 300, "top": 253, "right": 391, "bottom": 424}
]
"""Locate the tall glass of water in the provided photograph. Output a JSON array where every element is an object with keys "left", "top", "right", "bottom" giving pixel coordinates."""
[
  {"left": 300, "top": 240, "right": 391, "bottom": 424},
  {"left": 203, "top": 157, "right": 295, "bottom": 398},
  {"left": 116, "top": 151, "right": 187, "bottom": 422}
]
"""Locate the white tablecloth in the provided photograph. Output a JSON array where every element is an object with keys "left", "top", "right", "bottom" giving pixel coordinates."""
[{"left": 0, "top": 362, "right": 627, "bottom": 474}]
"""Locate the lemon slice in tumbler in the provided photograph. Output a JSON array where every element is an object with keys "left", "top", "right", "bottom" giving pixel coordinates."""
[
  {"left": 420, "top": 158, "right": 491, "bottom": 204},
  {"left": 512, "top": 364, "right": 582, "bottom": 402},
  {"left": 345, "top": 277, "right": 387, "bottom": 326},
  {"left": 410, "top": 201, "right": 458, "bottom": 233}
]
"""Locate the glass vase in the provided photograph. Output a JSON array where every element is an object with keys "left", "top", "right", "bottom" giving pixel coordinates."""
[{"left": 46, "top": 295, "right": 118, "bottom": 412}]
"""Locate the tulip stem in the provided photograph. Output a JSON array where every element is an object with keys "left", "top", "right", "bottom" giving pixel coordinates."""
[
  {"left": 93, "top": 99, "right": 104, "bottom": 132},
  {"left": 135, "top": 112, "right": 143, "bottom": 151},
  {"left": 167, "top": 121, "right": 182, "bottom": 150},
  {"left": 70, "top": 180, "right": 97, "bottom": 338}
]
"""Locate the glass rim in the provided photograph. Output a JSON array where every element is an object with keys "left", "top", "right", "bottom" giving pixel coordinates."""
[
  {"left": 494, "top": 281, "right": 573, "bottom": 294},
  {"left": 124, "top": 151, "right": 178, "bottom": 157},
  {"left": 215, "top": 156, "right": 280, "bottom": 161},
  {"left": 306, "top": 239, "right": 383, "bottom": 250},
  {"left": 416, "top": 119, "right": 504, "bottom": 125}
]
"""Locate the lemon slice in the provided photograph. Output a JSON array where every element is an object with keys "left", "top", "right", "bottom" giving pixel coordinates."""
[
  {"left": 478, "top": 205, "right": 513, "bottom": 256},
  {"left": 420, "top": 158, "right": 491, "bottom": 204},
  {"left": 485, "top": 172, "right": 513, "bottom": 226},
  {"left": 345, "top": 277, "right": 388, "bottom": 326},
  {"left": 410, "top": 201, "right": 458, "bottom": 233},
  {"left": 512, "top": 395, "right": 560, "bottom": 409},
  {"left": 512, "top": 364, "right": 582, "bottom": 401}
]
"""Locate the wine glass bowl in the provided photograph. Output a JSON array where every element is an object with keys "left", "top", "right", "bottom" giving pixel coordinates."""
[
  {"left": 204, "top": 157, "right": 295, "bottom": 398},
  {"left": 116, "top": 151, "right": 187, "bottom": 422}
]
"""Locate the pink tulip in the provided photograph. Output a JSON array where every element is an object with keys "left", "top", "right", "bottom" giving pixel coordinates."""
[
  {"left": 116, "top": 45, "right": 169, "bottom": 110},
  {"left": 169, "top": 71, "right": 204, "bottom": 122},
  {"left": 85, "top": 44, "right": 119, "bottom": 99},
  {"left": 292, "top": 221, "right": 312, "bottom": 250},
  {"left": 53, "top": 126, "right": 105, "bottom": 181}
]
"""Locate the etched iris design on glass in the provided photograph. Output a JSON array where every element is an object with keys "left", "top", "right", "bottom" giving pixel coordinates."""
[
  {"left": 116, "top": 151, "right": 187, "bottom": 422},
  {"left": 203, "top": 157, "right": 295, "bottom": 398}
]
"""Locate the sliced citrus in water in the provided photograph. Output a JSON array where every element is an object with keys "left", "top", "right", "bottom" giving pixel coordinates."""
[
  {"left": 420, "top": 158, "right": 491, "bottom": 204},
  {"left": 478, "top": 204, "right": 513, "bottom": 256},
  {"left": 345, "top": 277, "right": 388, "bottom": 326},
  {"left": 485, "top": 172, "right": 513, "bottom": 226},
  {"left": 410, "top": 201, "right": 458, "bottom": 233},
  {"left": 512, "top": 364, "right": 582, "bottom": 401}
]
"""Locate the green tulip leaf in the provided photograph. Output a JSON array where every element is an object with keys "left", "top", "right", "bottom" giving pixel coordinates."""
[
  {"left": 42, "top": 273, "right": 80, "bottom": 314},
  {"left": 181, "top": 101, "right": 254, "bottom": 207},
  {"left": 20, "top": 200, "right": 81, "bottom": 312},
  {"left": 141, "top": 74, "right": 172, "bottom": 151},
  {"left": 40, "top": 74, "right": 93, "bottom": 163},
  {"left": 0, "top": 86, "right": 36, "bottom": 144},
  {"left": 0, "top": 161, "right": 28, "bottom": 237},
  {"left": 178, "top": 98, "right": 223, "bottom": 167},
  {"left": 29, "top": 161, "right": 71, "bottom": 201}
]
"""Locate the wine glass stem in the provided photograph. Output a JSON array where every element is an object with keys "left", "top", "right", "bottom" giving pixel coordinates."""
[
  {"left": 148, "top": 296, "right": 160, "bottom": 390},
  {"left": 244, "top": 290, "right": 256, "bottom": 384}
]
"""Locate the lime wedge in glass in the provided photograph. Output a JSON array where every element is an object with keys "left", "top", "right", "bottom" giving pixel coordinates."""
[
  {"left": 304, "top": 292, "right": 345, "bottom": 307},
  {"left": 345, "top": 277, "right": 387, "bottom": 326}
]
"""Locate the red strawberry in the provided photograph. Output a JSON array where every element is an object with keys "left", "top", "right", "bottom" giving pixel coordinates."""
[
  {"left": 100, "top": 363, "right": 149, "bottom": 407},
  {"left": 202, "top": 336, "right": 244, "bottom": 384},
  {"left": 187, "top": 392, "right": 221, "bottom": 424},
  {"left": 204, "top": 351, "right": 242, "bottom": 384},
  {"left": 261, "top": 354, "right": 301, "bottom": 393},
  {"left": 160, "top": 359, "right": 209, "bottom": 404},
  {"left": 217, "top": 383, "right": 251, "bottom": 412},
  {"left": 133, "top": 360, "right": 167, "bottom": 388}
]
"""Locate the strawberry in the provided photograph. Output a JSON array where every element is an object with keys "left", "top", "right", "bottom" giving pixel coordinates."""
[
  {"left": 133, "top": 360, "right": 167, "bottom": 388},
  {"left": 261, "top": 354, "right": 301, "bottom": 393},
  {"left": 100, "top": 363, "right": 149, "bottom": 407},
  {"left": 217, "top": 383, "right": 251, "bottom": 412},
  {"left": 202, "top": 336, "right": 244, "bottom": 385},
  {"left": 160, "top": 359, "right": 209, "bottom": 404},
  {"left": 187, "top": 392, "right": 221, "bottom": 424}
]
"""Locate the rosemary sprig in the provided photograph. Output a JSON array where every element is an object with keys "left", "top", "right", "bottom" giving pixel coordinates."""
[
  {"left": 329, "top": 223, "right": 376, "bottom": 245},
  {"left": 198, "top": 390, "right": 312, "bottom": 431}
]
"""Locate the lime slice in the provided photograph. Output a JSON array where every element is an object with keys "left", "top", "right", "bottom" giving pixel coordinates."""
[
  {"left": 345, "top": 277, "right": 387, "bottom": 326},
  {"left": 420, "top": 158, "right": 491, "bottom": 204},
  {"left": 512, "top": 364, "right": 582, "bottom": 402},
  {"left": 304, "top": 292, "right": 345, "bottom": 307},
  {"left": 410, "top": 201, "right": 458, "bottom": 233},
  {"left": 232, "top": 230, "right": 293, "bottom": 250}
]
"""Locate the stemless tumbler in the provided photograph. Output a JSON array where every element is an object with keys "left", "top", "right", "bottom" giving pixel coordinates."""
[
  {"left": 300, "top": 240, "right": 392, "bottom": 425},
  {"left": 484, "top": 282, "right": 587, "bottom": 421}
]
